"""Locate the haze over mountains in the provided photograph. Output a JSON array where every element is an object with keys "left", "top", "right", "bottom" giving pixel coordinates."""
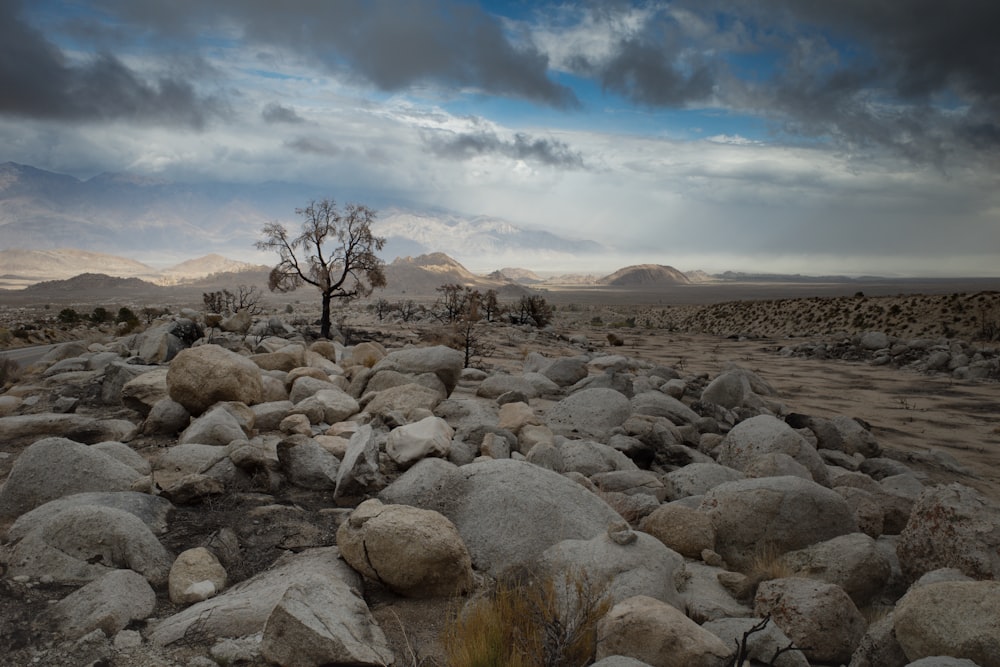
[{"left": 0, "top": 162, "right": 605, "bottom": 270}]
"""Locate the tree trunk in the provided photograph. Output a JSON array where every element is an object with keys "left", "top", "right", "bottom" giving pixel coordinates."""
[{"left": 320, "top": 292, "right": 332, "bottom": 339}]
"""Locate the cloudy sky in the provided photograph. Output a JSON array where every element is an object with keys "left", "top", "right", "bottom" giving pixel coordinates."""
[{"left": 2, "top": 0, "right": 999, "bottom": 276}]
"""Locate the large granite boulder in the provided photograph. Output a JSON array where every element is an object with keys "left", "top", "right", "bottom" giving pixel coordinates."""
[
  {"left": 546, "top": 388, "right": 631, "bottom": 441},
  {"left": 717, "top": 415, "right": 830, "bottom": 486},
  {"left": 371, "top": 345, "right": 464, "bottom": 396},
  {"left": 380, "top": 458, "right": 621, "bottom": 576},
  {"left": 167, "top": 344, "right": 263, "bottom": 416}
]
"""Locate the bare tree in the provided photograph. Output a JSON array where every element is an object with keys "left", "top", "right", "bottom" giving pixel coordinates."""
[{"left": 256, "top": 199, "right": 386, "bottom": 339}]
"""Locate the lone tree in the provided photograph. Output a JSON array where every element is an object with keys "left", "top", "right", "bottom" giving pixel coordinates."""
[{"left": 256, "top": 199, "right": 386, "bottom": 338}]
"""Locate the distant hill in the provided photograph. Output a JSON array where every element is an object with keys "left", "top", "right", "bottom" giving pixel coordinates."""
[
  {"left": 0, "top": 249, "right": 157, "bottom": 283},
  {"left": 158, "top": 254, "right": 266, "bottom": 284},
  {"left": 599, "top": 264, "right": 692, "bottom": 287},
  {"left": 382, "top": 253, "right": 529, "bottom": 297},
  {"left": 487, "top": 267, "right": 544, "bottom": 284},
  {"left": 22, "top": 273, "right": 164, "bottom": 296}
]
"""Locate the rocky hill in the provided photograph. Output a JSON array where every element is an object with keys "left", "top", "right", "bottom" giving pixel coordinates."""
[
  {"left": 382, "top": 252, "right": 515, "bottom": 296},
  {"left": 599, "top": 264, "right": 692, "bottom": 287}
]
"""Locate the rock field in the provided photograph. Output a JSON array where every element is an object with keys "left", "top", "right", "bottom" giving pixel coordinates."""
[{"left": 1, "top": 302, "right": 999, "bottom": 667}]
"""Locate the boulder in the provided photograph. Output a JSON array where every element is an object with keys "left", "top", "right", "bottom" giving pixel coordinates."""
[
  {"left": 0, "top": 437, "right": 142, "bottom": 520},
  {"left": 380, "top": 458, "right": 622, "bottom": 576},
  {"left": 700, "top": 476, "right": 858, "bottom": 570},
  {"left": 554, "top": 438, "right": 639, "bottom": 476},
  {"left": 7, "top": 505, "right": 173, "bottom": 586},
  {"left": 371, "top": 345, "right": 464, "bottom": 396},
  {"left": 894, "top": 580, "right": 1000, "bottom": 667},
  {"left": 333, "top": 425, "right": 385, "bottom": 506},
  {"left": 150, "top": 547, "right": 361, "bottom": 645},
  {"left": 546, "top": 388, "right": 631, "bottom": 441},
  {"left": 385, "top": 416, "right": 454, "bottom": 469},
  {"left": 362, "top": 383, "right": 442, "bottom": 419},
  {"left": 630, "top": 391, "right": 700, "bottom": 425},
  {"left": 680, "top": 563, "right": 754, "bottom": 624},
  {"left": 142, "top": 398, "right": 191, "bottom": 436},
  {"left": 662, "top": 462, "right": 745, "bottom": 500},
  {"left": 337, "top": 499, "right": 473, "bottom": 598},
  {"left": 538, "top": 528, "right": 685, "bottom": 608},
  {"left": 179, "top": 404, "right": 248, "bottom": 446},
  {"left": 542, "top": 356, "right": 589, "bottom": 387},
  {"left": 897, "top": 483, "right": 1000, "bottom": 581},
  {"left": 121, "top": 368, "right": 170, "bottom": 415},
  {"left": 5, "top": 492, "right": 173, "bottom": 541},
  {"left": 781, "top": 532, "right": 891, "bottom": 607},
  {"left": 167, "top": 344, "right": 263, "bottom": 415},
  {"left": 701, "top": 367, "right": 781, "bottom": 412},
  {"left": 755, "top": 577, "right": 866, "bottom": 664},
  {"left": 100, "top": 361, "right": 161, "bottom": 405},
  {"left": 277, "top": 436, "right": 341, "bottom": 490},
  {"left": 717, "top": 415, "right": 830, "bottom": 486},
  {"left": 477, "top": 373, "right": 540, "bottom": 400},
  {"left": 640, "top": 503, "right": 716, "bottom": 559},
  {"left": 595, "top": 595, "right": 733, "bottom": 667},
  {"left": 43, "top": 569, "right": 156, "bottom": 639},
  {"left": 169, "top": 547, "right": 228, "bottom": 605},
  {"left": 261, "top": 576, "right": 395, "bottom": 667},
  {"left": 0, "top": 413, "right": 137, "bottom": 445},
  {"left": 153, "top": 443, "right": 233, "bottom": 489}
]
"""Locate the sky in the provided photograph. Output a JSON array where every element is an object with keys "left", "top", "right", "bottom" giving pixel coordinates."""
[{"left": 2, "top": 0, "right": 999, "bottom": 276}]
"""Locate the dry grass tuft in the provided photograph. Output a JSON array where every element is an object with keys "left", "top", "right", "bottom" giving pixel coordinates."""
[
  {"left": 739, "top": 543, "right": 796, "bottom": 601},
  {"left": 442, "top": 568, "right": 610, "bottom": 667}
]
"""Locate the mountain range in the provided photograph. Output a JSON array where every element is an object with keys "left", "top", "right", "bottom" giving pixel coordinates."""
[{"left": 0, "top": 161, "right": 605, "bottom": 268}]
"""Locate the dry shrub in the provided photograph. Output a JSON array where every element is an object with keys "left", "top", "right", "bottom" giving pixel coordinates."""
[
  {"left": 739, "top": 543, "right": 795, "bottom": 601},
  {"left": 0, "top": 356, "right": 22, "bottom": 387},
  {"left": 442, "top": 568, "right": 610, "bottom": 667}
]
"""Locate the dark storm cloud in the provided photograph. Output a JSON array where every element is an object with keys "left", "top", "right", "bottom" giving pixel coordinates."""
[
  {"left": 91, "top": 0, "right": 579, "bottom": 109},
  {"left": 690, "top": 0, "right": 1000, "bottom": 159},
  {"left": 425, "top": 129, "right": 584, "bottom": 168},
  {"left": 262, "top": 102, "right": 304, "bottom": 124},
  {"left": 0, "top": 0, "right": 224, "bottom": 127},
  {"left": 562, "top": 8, "right": 719, "bottom": 108}
]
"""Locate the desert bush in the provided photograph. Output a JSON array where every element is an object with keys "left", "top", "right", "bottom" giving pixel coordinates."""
[
  {"left": 57, "top": 308, "right": 80, "bottom": 324},
  {"left": 203, "top": 285, "right": 264, "bottom": 316},
  {"left": 0, "top": 356, "right": 22, "bottom": 386},
  {"left": 90, "top": 306, "right": 112, "bottom": 323},
  {"left": 513, "top": 295, "right": 553, "bottom": 328},
  {"left": 442, "top": 569, "right": 610, "bottom": 667}
]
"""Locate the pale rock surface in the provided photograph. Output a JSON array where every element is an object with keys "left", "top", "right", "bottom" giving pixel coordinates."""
[
  {"left": 337, "top": 499, "right": 473, "bottom": 597},
  {"left": 251, "top": 400, "right": 295, "bottom": 432},
  {"left": 0, "top": 437, "right": 142, "bottom": 519},
  {"left": 150, "top": 547, "right": 362, "bottom": 645},
  {"left": 277, "top": 435, "right": 341, "bottom": 490},
  {"left": 6, "top": 491, "right": 173, "bottom": 541},
  {"left": 497, "top": 401, "right": 540, "bottom": 433},
  {"left": 640, "top": 503, "right": 716, "bottom": 559},
  {"left": 893, "top": 580, "right": 1000, "bottom": 667},
  {"left": 630, "top": 391, "right": 700, "bottom": 425},
  {"left": 662, "top": 462, "right": 745, "bottom": 500},
  {"left": 362, "top": 383, "right": 442, "bottom": 419},
  {"left": 556, "top": 437, "right": 639, "bottom": 476},
  {"left": 538, "top": 528, "right": 685, "bottom": 608},
  {"left": 781, "top": 532, "right": 891, "bottom": 607},
  {"left": 91, "top": 440, "right": 151, "bottom": 475},
  {"left": 167, "top": 344, "right": 263, "bottom": 415},
  {"left": 288, "top": 375, "right": 342, "bottom": 404},
  {"left": 0, "top": 413, "right": 137, "bottom": 444},
  {"left": 596, "top": 595, "right": 733, "bottom": 667},
  {"left": 371, "top": 344, "right": 464, "bottom": 395},
  {"left": 386, "top": 416, "right": 454, "bottom": 469},
  {"left": 169, "top": 547, "right": 227, "bottom": 604},
  {"left": 142, "top": 397, "right": 191, "bottom": 435},
  {"left": 700, "top": 476, "right": 858, "bottom": 570},
  {"left": 546, "top": 387, "right": 631, "bottom": 441},
  {"left": 380, "top": 458, "right": 621, "bottom": 575},
  {"left": 700, "top": 367, "right": 781, "bottom": 412},
  {"left": 260, "top": 576, "right": 395, "bottom": 667},
  {"left": 43, "top": 569, "right": 156, "bottom": 639},
  {"left": 680, "top": 562, "right": 754, "bottom": 623},
  {"left": 153, "top": 443, "right": 233, "bottom": 489},
  {"left": 896, "top": 483, "right": 1000, "bottom": 581},
  {"left": 754, "top": 577, "right": 866, "bottom": 665},
  {"left": 542, "top": 356, "right": 589, "bottom": 387},
  {"left": 334, "top": 425, "right": 385, "bottom": 505},
  {"left": 7, "top": 505, "right": 173, "bottom": 586},
  {"left": 476, "top": 373, "right": 540, "bottom": 399},
  {"left": 121, "top": 367, "right": 170, "bottom": 415},
  {"left": 717, "top": 415, "right": 830, "bottom": 485},
  {"left": 179, "top": 404, "right": 248, "bottom": 446}
]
